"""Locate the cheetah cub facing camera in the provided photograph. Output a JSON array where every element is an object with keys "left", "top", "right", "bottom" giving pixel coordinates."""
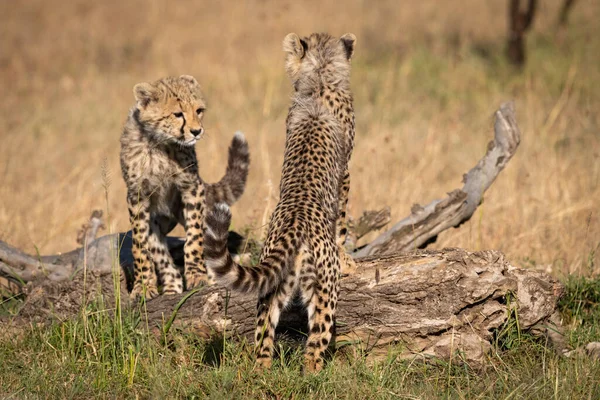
[
  {"left": 120, "top": 75, "right": 250, "bottom": 300},
  {"left": 204, "top": 33, "right": 356, "bottom": 372}
]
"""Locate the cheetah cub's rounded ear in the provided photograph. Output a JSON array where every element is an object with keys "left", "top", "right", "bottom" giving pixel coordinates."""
[
  {"left": 133, "top": 82, "right": 158, "bottom": 107},
  {"left": 283, "top": 33, "right": 306, "bottom": 58},
  {"left": 340, "top": 33, "right": 356, "bottom": 61},
  {"left": 179, "top": 75, "right": 199, "bottom": 87}
]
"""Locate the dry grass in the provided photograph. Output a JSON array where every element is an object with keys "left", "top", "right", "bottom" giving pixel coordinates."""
[{"left": 0, "top": 0, "right": 598, "bottom": 278}]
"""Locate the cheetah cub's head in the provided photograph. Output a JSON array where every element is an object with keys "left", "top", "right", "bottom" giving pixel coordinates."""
[
  {"left": 283, "top": 32, "right": 356, "bottom": 90},
  {"left": 132, "top": 75, "right": 206, "bottom": 147}
]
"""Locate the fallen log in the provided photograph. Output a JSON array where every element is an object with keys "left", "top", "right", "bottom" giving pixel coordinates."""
[
  {"left": 147, "top": 249, "right": 564, "bottom": 365},
  {"left": 13, "top": 248, "right": 564, "bottom": 365}
]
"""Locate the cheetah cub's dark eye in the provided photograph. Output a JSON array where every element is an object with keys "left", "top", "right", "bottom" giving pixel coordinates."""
[
  {"left": 174, "top": 112, "right": 184, "bottom": 118},
  {"left": 196, "top": 108, "right": 204, "bottom": 115}
]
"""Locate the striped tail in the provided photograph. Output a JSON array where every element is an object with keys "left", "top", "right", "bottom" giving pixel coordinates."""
[
  {"left": 205, "top": 131, "right": 250, "bottom": 207},
  {"left": 204, "top": 203, "right": 291, "bottom": 296}
]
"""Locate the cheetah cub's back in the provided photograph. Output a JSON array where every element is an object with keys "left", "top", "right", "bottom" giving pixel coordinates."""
[
  {"left": 204, "top": 33, "right": 356, "bottom": 372},
  {"left": 120, "top": 75, "right": 250, "bottom": 300}
]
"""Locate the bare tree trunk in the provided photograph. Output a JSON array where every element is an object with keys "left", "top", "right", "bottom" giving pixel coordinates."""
[
  {"left": 507, "top": 0, "right": 537, "bottom": 67},
  {"left": 558, "top": 0, "right": 577, "bottom": 27}
]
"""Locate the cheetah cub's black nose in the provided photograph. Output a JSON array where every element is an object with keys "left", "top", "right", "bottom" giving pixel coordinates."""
[{"left": 190, "top": 128, "right": 204, "bottom": 137}]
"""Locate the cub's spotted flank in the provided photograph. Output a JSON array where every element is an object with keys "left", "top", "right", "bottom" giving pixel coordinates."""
[
  {"left": 204, "top": 33, "right": 356, "bottom": 372},
  {"left": 120, "top": 75, "right": 250, "bottom": 300}
]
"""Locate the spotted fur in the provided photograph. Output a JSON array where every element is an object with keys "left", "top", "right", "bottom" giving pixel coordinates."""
[
  {"left": 120, "top": 75, "right": 250, "bottom": 300},
  {"left": 204, "top": 33, "right": 356, "bottom": 372}
]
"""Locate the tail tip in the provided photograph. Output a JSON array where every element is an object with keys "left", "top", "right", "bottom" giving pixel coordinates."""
[
  {"left": 206, "top": 203, "right": 232, "bottom": 237},
  {"left": 213, "top": 202, "right": 232, "bottom": 223},
  {"left": 214, "top": 202, "right": 231, "bottom": 214},
  {"left": 233, "top": 131, "right": 247, "bottom": 143},
  {"left": 229, "top": 131, "right": 250, "bottom": 165}
]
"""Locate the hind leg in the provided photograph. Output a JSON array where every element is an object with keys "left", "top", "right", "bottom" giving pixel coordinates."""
[
  {"left": 254, "top": 292, "right": 279, "bottom": 369},
  {"left": 302, "top": 241, "right": 340, "bottom": 372},
  {"left": 254, "top": 286, "right": 292, "bottom": 369},
  {"left": 254, "top": 250, "right": 304, "bottom": 369}
]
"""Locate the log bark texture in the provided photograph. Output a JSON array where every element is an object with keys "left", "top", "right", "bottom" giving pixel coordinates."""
[
  {"left": 135, "top": 248, "right": 563, "bottom": 365},
  {"left": 10, "top": 249, "right": 564, "bottom": 364}
]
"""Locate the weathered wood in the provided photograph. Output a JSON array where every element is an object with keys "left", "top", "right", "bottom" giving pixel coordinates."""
[
  {"left": 76, "top": 210, "right": 105, "bottom": 246},
  {"left": 344, "top": 207, "right": 391, "bottom": 251},
  {"left": 37, "top": 248, "right": 558, "bottom": 365},
  {"left": 1, "top": 209, "right": 113, "bottom": 284},
  {"left": 10, "top": 249, "right": 563, "bottom": 364},
  {"left": 353, "top": 102, "right": 521, "bottom": 258}
]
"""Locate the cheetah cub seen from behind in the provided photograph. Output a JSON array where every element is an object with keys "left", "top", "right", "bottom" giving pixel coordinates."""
[
  {"left": 120, "top": 75, "right": 250, "bottom": 300},
  {"left": 204, "top": 33, "right": 357, "bottom": 372}
]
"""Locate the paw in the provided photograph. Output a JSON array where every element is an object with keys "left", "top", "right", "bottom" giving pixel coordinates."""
[
  {"left": 340, "top": 249, "right": 358, "bottom": 276},
  {"left": 130, "top": 283, "right": 159, "bottom": 301},
  {"left": 254, "top": 357, "right": 272, "bottom": 371},
  {"left": 162, "top": 285, "right": 183, "bottom": 296},
  {"left": 304, "top": 358, "right": 324, "bottom": 373},
  {"left": 161, "top": 275, "right": 184, "bottom": 295},
  {"left": 185, "top": 270, "right": 209, "bottom": 290}
]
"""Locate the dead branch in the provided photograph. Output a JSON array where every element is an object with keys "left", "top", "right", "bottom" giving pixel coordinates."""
[
  {"left": 76, "top": 210, "right": 105, "bottom": 247},
  {"left": 344, "top": 207, "right": 391, "bottom": 251},
  {"left": 167, "top": 249, "right": 564, "bottom": 364},
  {"left": 352, "top": 102, "right": 521, "bottom": 258}
]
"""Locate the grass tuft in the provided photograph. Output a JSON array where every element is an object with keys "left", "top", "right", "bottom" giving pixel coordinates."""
[{"left": 559, "top": 275, "right": 600, "bottom": 348}]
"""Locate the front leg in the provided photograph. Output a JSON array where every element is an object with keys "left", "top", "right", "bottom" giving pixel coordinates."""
[
  {"left": 180, "top": 180, "right": 209, "bottom": 290},
  {"left": 337, "top": 168, "right": 357, "bottom": 275},
  {"left": 149, "top": 218, "right": 183, "bottom": 295},
  {"left": 127, "top": 193, "right": 158, "bottom": 300},
  {"left": 336, "top": 168, "right": 351, "bottom": 247}
]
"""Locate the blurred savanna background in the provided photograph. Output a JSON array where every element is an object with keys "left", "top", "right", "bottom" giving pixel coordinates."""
[
  {"left": 1, "top": 0, "right": 598, "bottom": 279},
  {"left": 2, "top": 1, "right": 600, "bottom": 397}
]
